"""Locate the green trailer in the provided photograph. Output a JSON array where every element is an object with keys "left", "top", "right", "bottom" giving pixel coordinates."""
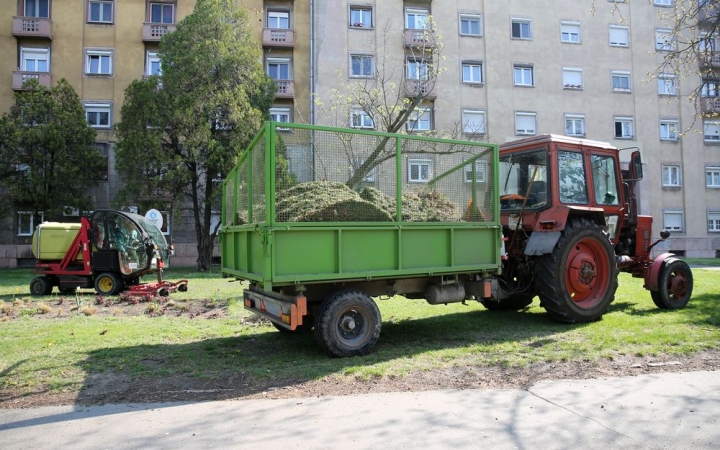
[{"left": 220, "top": 122, "right": 502, "bottom": 356}]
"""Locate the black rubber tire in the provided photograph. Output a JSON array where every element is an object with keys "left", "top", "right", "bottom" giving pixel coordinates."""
[
  {"left": 481, "top": 295, "right": 534, "bottom": 311},
  {"left": 651, "top": 259, "right": 693, "bottom": 309},
  {"left": 535, "top": 218, "right": 618, "bottom": 323},
  {"left": 30, "top": 277, "right": 53, "bottom": 296},
  {"left": 314, "top": 290, "right": 381, "bottom": 357},
  {"left": 272, "top": 318, "right": 314, "bottom": 334},
  {"left": 94, "top": 272, "right": 123, "bottom": 296}
]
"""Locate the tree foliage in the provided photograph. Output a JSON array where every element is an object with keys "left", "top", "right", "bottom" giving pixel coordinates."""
[
  {"left": 115, "top": 0, "right": 276, "bottom": 271},
  {"left": 0, "top": 78, "right": 104, "bottom": 222}
]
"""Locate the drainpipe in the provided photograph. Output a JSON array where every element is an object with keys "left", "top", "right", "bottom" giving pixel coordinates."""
[{"left": 310, "top": 0, "right": 315, "bottom": 125}]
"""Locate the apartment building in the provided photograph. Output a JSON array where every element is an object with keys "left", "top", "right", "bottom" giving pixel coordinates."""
[{"left": 1, "top": 0, "right": 718, "bottom": 267}]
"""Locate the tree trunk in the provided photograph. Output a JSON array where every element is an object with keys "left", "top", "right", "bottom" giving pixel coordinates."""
[{"left": 196, "top": 235, "right": 214, "bottom": 272}]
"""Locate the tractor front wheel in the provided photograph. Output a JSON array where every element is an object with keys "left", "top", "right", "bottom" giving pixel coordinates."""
[
  {"left": 536, "top": 218, "right": 618, "bottom": 323},
  {"left": 651, "top": 259, "right": 693, "bottom": 309},
  {"left": 30, "top": 277, "right": 53, "bottom": 296},
  {"left": 94, "top": 272, "right": 123, "bottom": 296},
  {"left": 314, "top": 290, "right": 381, "bottom": 357}
]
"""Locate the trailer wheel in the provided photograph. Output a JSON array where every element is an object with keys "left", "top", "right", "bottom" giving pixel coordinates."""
[
  {"left": 651, "top": 259, "right": 693, "bottom": 309},
  {"left": 481, "top": 295, "right": 534, "bottom": 311},
  {"left": 535, "top": 218, "right": 618, "bottom": 323},
  {"left": 94, "top": 272, "right": 123, "bottom": 296},
  {"left": 314, "top": 290, "right": 381, "bottom": 357},
  {"left": 30, "top": 277, "right": 53, "bottom": 296}
]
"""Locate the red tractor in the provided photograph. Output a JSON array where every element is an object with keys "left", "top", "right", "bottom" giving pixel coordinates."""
[
  {"left": 30, "top": 209, "right": 188, "bottom": 297},
  {"left": 490, "top": 134, "right": 693, "bottom": 321}
]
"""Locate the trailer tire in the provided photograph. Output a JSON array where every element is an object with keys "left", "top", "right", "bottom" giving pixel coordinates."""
[
  {"left": 314, "top": 290, "right": 381, "bottom": 357},
  {"left": 651, "top": 259, "right": 693, "bottom": 309},
  {"left": 30, "top": 277, "right": 53, "bottom": 296},
  {"left": 95, "top": 272, "right": 123, "bottom": 296},
  {"left": 481, "top": 295, "right": 534, "bottom": 311},
  {"left": 535, "top": 218, "right": 618, "bottom": 323}
]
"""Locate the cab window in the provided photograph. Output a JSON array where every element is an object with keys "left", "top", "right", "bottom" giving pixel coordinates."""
[
  {"left": 558, "top": 150, "right": 588, "bottom": 204},
  {"left": 591, "top": 154, "right": 620, "bottom": 205},
  {"left": 499, "top": 149, "right": 548, "bottom": 209}
]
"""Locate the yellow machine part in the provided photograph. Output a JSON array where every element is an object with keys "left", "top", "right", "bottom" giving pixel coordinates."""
[{"left": 32, "top": 222, "right": 83, "bottom": 261}]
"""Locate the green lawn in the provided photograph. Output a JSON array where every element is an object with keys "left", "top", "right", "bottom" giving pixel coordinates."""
[{"left": 1, "top": 267, "right": 719, "bottom": 397}]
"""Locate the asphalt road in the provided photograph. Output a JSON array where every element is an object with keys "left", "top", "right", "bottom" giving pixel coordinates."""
[{"left": 0, "top": 370, "right": 718, "bottom": 449}]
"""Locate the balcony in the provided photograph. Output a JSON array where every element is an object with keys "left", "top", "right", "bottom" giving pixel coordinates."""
[
  {"left": 702, "top": 97, "right": 720, "bottom": 114},
  {"left": 12, "top": 17, "right": 52, "bottom": 39},
  {"left": 701, "top": 52, "right": 720, "bottom": 68},
  {"left": 699, "top": 4, "right": 720, "bottom": 22},
  {"left": 404, "top": 29, "right": 436, "bottom": 48},
  {"left": 142, "top": 23, "right": 176, "bottom": 42},
  {"left": 275, "top": 80, "right": 294, "bottom": 98},
  {"left": 405, "top": 80, "right": 436, "bottom": 99},
  {"left": 263, "top": 28, "right": 294, "bottom": 48},
  {"left": 12, "top": 71, "right": 51, "bottom": 90}
]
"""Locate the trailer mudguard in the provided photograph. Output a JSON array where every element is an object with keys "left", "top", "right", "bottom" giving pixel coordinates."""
[{"left": 524, "top": 231, "right": 561, "bottom": 256}]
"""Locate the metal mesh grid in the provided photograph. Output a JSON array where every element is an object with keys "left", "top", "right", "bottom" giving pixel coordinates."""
[{"left": 225, "top": 123, "right": 497, "bottom": 226}]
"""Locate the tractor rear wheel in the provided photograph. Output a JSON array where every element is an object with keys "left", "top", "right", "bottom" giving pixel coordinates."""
[
  {"left": 535, "top": 218, "right": 618, "bottom": 323},
  {"left": 30, "top": 277, "right": 53, "bottom": 296},
  {"left": 651, "top": 259, "right": 693, "bottom": 309},
  {"left": 314, "top": 290, "right": 381, "bottom": 357},
  {"left": 94, "top": 272, "right": 123, "bottom": 296}
]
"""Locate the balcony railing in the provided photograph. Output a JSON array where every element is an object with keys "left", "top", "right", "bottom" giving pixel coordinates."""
[
  {"left": 702, "top": 97, "right": 720, "bottom": 114},
  {"left": 404, "top": 29, "right": 436, "bottom": 47},
  {"left": 12, "top": 17, "right": 52, "bottom": 39},
  {"left": 701, "top": 52, "right": 720, "bottom": 68},
  {"left": 699, "top": 5, "right": 720, "bottom": 22},
  {"left": 405, "top": 80, "right": 436, "bottom": 99},
  {"left": 142, "top": 23, "right": 176, "bottom": 42},
  {"left": 12, "top": 71, "right": 51, "bottom": 90},
  {"left": 275, "top": 80, "right": 295, "bottom": 98},
  {"left": 262, "top": 28, "right": 294, "bottom": 48}
]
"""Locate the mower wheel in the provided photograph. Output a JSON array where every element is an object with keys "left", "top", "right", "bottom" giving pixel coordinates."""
[
  {"left": 30, "top": 277, "right": 53, "bottom": 296},
  {"left": 95, "top": 272, "right": 123, "bottom": 296}
]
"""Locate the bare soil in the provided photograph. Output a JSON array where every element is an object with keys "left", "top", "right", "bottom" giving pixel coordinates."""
[{"left": 2, "top": 296, "right": 719, "bottom": 409}]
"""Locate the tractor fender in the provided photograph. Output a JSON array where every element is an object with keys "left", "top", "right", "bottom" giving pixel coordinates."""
[
  {"left": 644, "top": 252, "right": 676, "bottom": 292},
  {"left": 523, "top": 207, "right": 606, "bottom": 256},
  {"left": 524, "top": 231, "right": 562, "bottom": 256}
]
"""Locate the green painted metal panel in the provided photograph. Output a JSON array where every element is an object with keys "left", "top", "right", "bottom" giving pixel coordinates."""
[
  {"left": 400, "top": 228, "right": 451, "bottom": 270},
  {"left": 452, "top": 228, "right": 498, "bottom": 266},
  {"left": 340, "top": 229, "right": 398, "bottom": 272},
  {"left": 274, "top": 229, "right": 338, "bottom": 277}
]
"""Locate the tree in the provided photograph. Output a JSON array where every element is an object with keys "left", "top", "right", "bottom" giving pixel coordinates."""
[
  {"left": 0, "top": 78, "right": 105, "bottom": 224},
  {"left": 115, "top": 0, "right": 276, "bottom": 271},
  {"left": 314, "top": 18, "right": 453, "bottom": 189}
]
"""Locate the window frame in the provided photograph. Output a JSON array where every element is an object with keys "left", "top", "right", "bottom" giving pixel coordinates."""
[
  {"left": 703, "top": 119, "right": 720, "bottom": 142},
  {"left": 85, "top": 49, "right": 113, "bottom": 76},
  {"left": 267, "top": 9, "right": 290, "bottom": 29},
  {"left": 565, "top": 114, "right": 586, "bottom": 137},
  {"left": 17, "top": 211, "right": 44, "bottom": 236},
  {"left": 614, "top": 116, "right": 634, "bottom": 139},
  {"left": 407, "top": 107, "right": 432, "bottom": 132},
  {"left": 406, "top": 58, "right": 430, "bottom": 81},
  {"left": 349, "top": 53, "right": 374, "bottom": 78},
  {"left": 663, "top": 209, "right": 684, "bottom": 233},
  {"left": 461, "top": 61, "right": 483, "bottom": 84},
  {"left": 662, "top": 164, "right": 681, "bottom": 187},
  {"left": 405, "top": 8, "right": 429, "bottom": 30},
  {"left": 660, "top": 119, "right": 680, "bottom": 141},
  {"left": 349, "top": 5, "right": 373, "bottom": 29},
  {"left": 560, "top": 21, "right": 581, "bottom": 43},
  {"left": 708, "top": 210, "right": 720, "bottom": 232},
  {"left": 654, "top": 0, "right": 673, "bottom": 5},
  {"left": 463, "top": 160, "right": 487, "bottom": 183},
  {"left": 609, "top": 25, "right": 629, "bottom": 47},
  {"left": 149, "top": 2, "right": 175, "bottom": 24},
  {"left": 84, "top": 102, "right": 112, "bottom": 129},
  {"left": 459, "top": 13, "right": 482, "bottom": 37},
  {"left": 655, "top": 28, "right": 674, "bottom": 51},
  {"left": 87, "top": 0, "right": 113, "bottom": 24},
  {"left": 269, "top": 107, "right": 292, "bottom": 127},
  {"left": 350, "top": 110, "right": 374, "bottom": 129},
  {"left": 515, "top": 112, "right": 537, "bottom": 136},
  {"left": 23, "top": 0, "right": 50, "bottom": 18},
  {"left": 266, "top": 57, "right": 291, "bottom": 80},
  {"left": 657, "top": 74, "right": 677, "bottom": 95},
  {"left": 20, "top": 47, "right": 50, "bottom": 72},
  {"left": 511, "top": 18, "right": 533, "bottom": 40},
  {"left": 562, "top": 67, "right": 583, "bottom": 90},
  {"left": 707, "top": 166, "right": 720, "bottom": 187},
  {"left": 611, "top": 71, "right": 631, "bottom": 92},
  {"left": 146, "top": 51, "right": 161, "bottom": 76},
  {"left": 408, "top": 158, "right": 432, "bottom": 183},
  {"left": 461, "top": 108, "right": 486, "bottom": 135},
  {"left": 513, "top": 64, "right": 534, "bottom": 87}
]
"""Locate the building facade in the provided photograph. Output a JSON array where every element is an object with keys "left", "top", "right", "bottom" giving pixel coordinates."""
[{"left": 1, "top": 0, "right": 718, "bottom": 268}]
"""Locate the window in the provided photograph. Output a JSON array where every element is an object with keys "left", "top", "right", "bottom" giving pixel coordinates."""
[
  {"left": 20, "top": 47, "right": 49, "bottom": 72},
  {"left": 350, "top": 6, "right": 372, "bottom": 28},
  {"left": 662, "top": 164, "right": 681, "bottom": 187},
  {"left": 591, "top": 155, "right": 620, "bottom": 205},
  {"left": 85, "top": 50, "right": 112, "bottom": 75},
  {"left": 350, "top": 110, "right": 374, "bottom": 129},
  {"left": 405, "top": 8, "right": 428, "bottom": 29},
  {"left": 407, "top": 59, "right": 429, "bottom": 80},
  {"left": 267, "top": 58, "right": 291, "bottom": 80},
  {"left": 654, "top": 0, "right": 673, "bottom": 5},
  {"left": 350, "top": 54, "right": 373, "bottom": 78},
  {"left": 702, "top": 79, "right": 720, "bottom": 98},
  {"left": 146, "top": 52, "right": 161, "bottom": 76},
  {"left": 558, "top": 151, "right": 588, "bottom": 204},
  {"left": 704, "top": 120, "right": 720, "bottom": 142},
  {"left": 17, "top": 211, "right": 43, "bottom": 236},
  {"left": 515, "top": 112, "right": 537, "bottom": 135},
  {"left": 663, "top": 210, "right": 684, "bottom": 232},
  {"left": 267, "top": 10, "right": 289, "bottom": 29},
  {"left": 407, "top": 107, "right": 432, "bottom": 132},
  {"left": 660, "top": 120, "right": 679, "bottom": 141},
  {"left": 561, "top": 21, "right": 581, "bottom": 43},
  {"left": 462, "top": 62, "right": 483, "bottom": 84},
  {"left": 565, "top": 114, "right": 585, "bottom": 136},
  {"left": 707, "top": 166, "right": 720, "bottom": 187},
  {"left": 657, "top": 74, "right": 677, "bottom": 95},
  {"left": 464, "top": 160, "right": 487, "bottom": 183},
  {"left": 614, "top": 116, "right": 634, "bottom": 139},
  {"left": 562, "top": 67, "right": 583, "bottom": 89},
  {"left": 270, "top": 107, "right": 291, "bottom": 125},
  {"left": 609, "top": 25, "right": 629, "bottom": 47},
  {"left": 612, "top": 71, "right": 631, "bottom": 92},
  {"left": 150, "top": 2, "right": 174, "bottom": 23},
  {"left": 462, "top": 109, "right": 486, "bottom": 134},
  {"left": 708, "top": 211, "right": 720, "bottom": 232},
  {"left": 88, "top": 0, "right": 113, "bottom": 23},
  {"left": 656, "top": 28, "right": 674, "bottom": 51},
  {"left": 24, "top": 0, "right": 49, "bottom": 18},
  {"left": 408, "top": 158, "right": 432, "bottom": 182},
  {"left": 514, "top": 64, "right": 534, "bottom": 86},
  {"left": 85, "top": 103, "right": 112, "bottom": 128},
  {"left": 459, "top": 14, "right": 482, "bottom": 36},
  {"left": 511, "top": 18, "right": 532, "bottom": 39}
]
